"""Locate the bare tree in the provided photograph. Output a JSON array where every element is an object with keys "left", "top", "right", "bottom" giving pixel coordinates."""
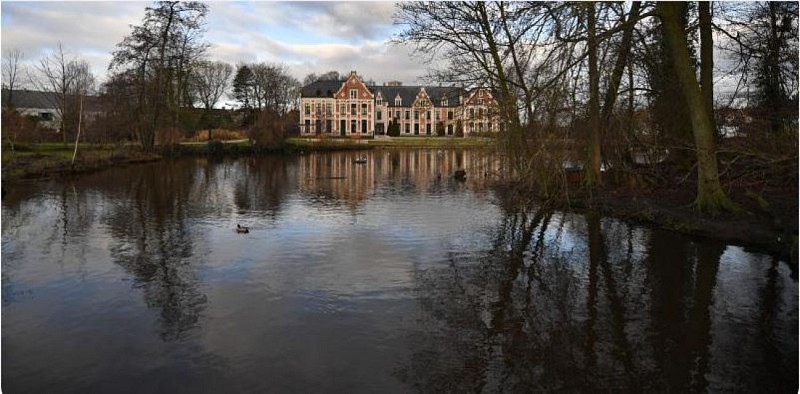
[
  {"left": 69, "top": 61, "right": 96, "bottom": 165},
  {"left": 191, "top": 60, "right": 233, "bottom": 140},
  {"left": 110, "top": 1, "right": 209, "bottom": 150},
  {"left": 30, "top": 42, "right": 77, "bottom": 144},
  {"left": 2, "top": 48, "right": 24, "bottom": 107}
]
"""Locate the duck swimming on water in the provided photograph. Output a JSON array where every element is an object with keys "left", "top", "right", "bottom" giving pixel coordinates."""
[{"left": 236, "top": 224, "right": 250, "bottom": 234}]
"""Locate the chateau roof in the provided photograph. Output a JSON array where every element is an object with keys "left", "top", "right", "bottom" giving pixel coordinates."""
[
  {"left": 300, "top": 80, "right": 345, "bottom": 98},
  {"left": 371, "top": 85, "right": 464, "bottom": 107}
]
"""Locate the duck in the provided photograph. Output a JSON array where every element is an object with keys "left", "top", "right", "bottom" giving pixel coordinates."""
[{"left": 236, "top": 224, "right": 250, "bottom": 234}]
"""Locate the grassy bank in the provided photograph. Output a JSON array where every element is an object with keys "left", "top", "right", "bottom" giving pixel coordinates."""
[{"left": 2, "top": 143, "right": 161, "bottom": 182}]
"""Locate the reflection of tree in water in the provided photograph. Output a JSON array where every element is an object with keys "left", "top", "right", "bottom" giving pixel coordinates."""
[
  {"left": 396, "top": 193, "right": 778, "bottom": 392},
  {"left": 103, "top": 161, "right": 207, "bottom": 341},
  {"left": 232, "top": 156, "right": 294, "bottom": 217}
]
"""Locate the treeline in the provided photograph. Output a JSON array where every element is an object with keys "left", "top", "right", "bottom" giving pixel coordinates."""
[
  {"left": 395, "top": 1, "right": 798, "bottom": 213},
  {"left": 2, "top": 1, "right": 303, "bottom": 152}
]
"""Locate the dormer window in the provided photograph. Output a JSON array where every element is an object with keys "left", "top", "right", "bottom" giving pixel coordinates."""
[
  {"left": 350, "top": 89, "right": 357, "bottom": 99},
  {"left": 377, "top": 98, "right": 383, "bottom": 106},
  {"left": 442, "top": 97, "right": 448, "bottom": 106},
  {"left": 395, "top": 96, "right": 402, "bottom": 106}
]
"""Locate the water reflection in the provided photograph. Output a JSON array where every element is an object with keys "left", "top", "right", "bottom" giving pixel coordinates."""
[
  {"left": 399, "top": 202, "right": 797, "bottom": 392},
  {"left": 1, "top": 151, "right": 797, "bottom": 393}
]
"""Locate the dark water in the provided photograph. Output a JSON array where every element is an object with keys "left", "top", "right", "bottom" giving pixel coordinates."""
[{"left": 2, "top": 150, "right": 797, "bottom": 393}]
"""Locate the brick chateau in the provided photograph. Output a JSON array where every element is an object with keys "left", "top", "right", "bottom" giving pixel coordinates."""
[{"left": 300, "top": 71, "right": 500, "bottom": 137}]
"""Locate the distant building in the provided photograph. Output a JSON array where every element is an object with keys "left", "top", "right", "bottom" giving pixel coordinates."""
[
  {"left": 299, "top": 71, "right": 500, "bottom": 137},
  {"left": 1, "top": 89, "right": 104, "bottom": 131}
]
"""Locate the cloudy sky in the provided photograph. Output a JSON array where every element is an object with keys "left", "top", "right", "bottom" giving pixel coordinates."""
[{"left": 1, "top": 1, "right": 430, "bottom": 88}]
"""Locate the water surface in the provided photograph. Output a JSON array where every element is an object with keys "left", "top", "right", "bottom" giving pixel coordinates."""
[{"left": 2, "top": 150, "right": 797, "bottom": 393}]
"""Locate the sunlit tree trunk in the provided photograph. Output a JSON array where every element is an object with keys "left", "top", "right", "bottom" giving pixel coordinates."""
[{"left": 659, "top": 2, "right": 736, "bottom": 214}]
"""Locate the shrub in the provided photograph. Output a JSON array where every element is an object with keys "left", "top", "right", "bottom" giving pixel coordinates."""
[
  {"left": 192, "top": 129, "right": 248, "bottom": 142},
  {"left": 206, "top": 140, "right": 224, "bottom": 155},
  {"left": 247, "top": 109, "right": 297, "bottom": 150},
  {"left": 157, "top": 127, "right": 183, "bottom": 147},
  {"left": 455, "top": 120, "right": 464, "bottom": 137},
  {"left": 387, "top": 121, "right": 400, "bottom": 137},
  {"left": 436, "top": 121, "right": 445, "bottom": 136}
]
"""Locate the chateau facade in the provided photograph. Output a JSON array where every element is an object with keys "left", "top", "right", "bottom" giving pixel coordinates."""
[{"left": 299, "top": 71, "right": 500, "bottom": 137}]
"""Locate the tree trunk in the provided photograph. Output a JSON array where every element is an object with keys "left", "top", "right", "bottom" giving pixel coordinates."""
[
  {"left": 659, "top": 2, "right": 736, "bottom": 214},
  {"left": 585, "top": 2, "right": 602, "bottom": 186},
  {"left": 71, "top": 95, "right": 83, "bottom": 167},
  {"left": 699, "top": 2, "right": 715, "bottom": 136}
]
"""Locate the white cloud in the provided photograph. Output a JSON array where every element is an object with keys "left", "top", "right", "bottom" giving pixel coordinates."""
[{"left": 2, "top": 1, "right": 431, "bottom": 87}]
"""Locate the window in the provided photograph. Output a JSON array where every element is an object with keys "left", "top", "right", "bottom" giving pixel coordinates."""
[
  {"left": 326, "top": 103, "right": 332, "bottom": 116},
  {"left": 304, "top": 103, "right": 310, "bottom": 116},
  {"left": 414, "top": 111, "right": 419, "bottom": 120},
  {"left": 405, "top": 111, "right": 410, "bottom": 120},
  {"left": 469, "top": 108, "right": 474, "bottom": 119},
  {"left": 470, "top": 122, "right": 475, "bottom": 132},
  {"left": 339, "top": 103, "right": 346, "bottom": 114},
  {"left": 340, "top": 119, "right": 346, "bottom": 133},
  {"left": 435, "top": 111, "right": 440, "bottom": 120},
  {"left": 351, "top": 103, "right": 357, "bottom": 115},
  {"left": 326, "top": 120, "right": 332, "bottom": 133},
  {"left": 351, "top": 119, "right": 357, "bottom": 133},
  {"left": 395, "top": 97, "right": 402, "bottom": 106},
  {"left": 426, "top": 111, "right": 431, "bottom": 120},
  {"left": 304, "top": 119, "right": 311, "bottom": 133},
  {"left": 316, "top": 103, "right": 321, "bottom": 114},
  {"left": 478, "top": 108, "right": 484, "bottom": 119},
  {"left": 377, "top": 111, "right": 382, "bottom": 121},
  {"left": 414, "top": 124, "right": 419, "bottom": 135},
  {"left": 405, "top": 124, "right": 410, "bottom": 133},
  {"left": 426, "top": 124, "right": 431, "bottom": 135},
  {"left": 447, "top": 111, "right": 453, "bottom": 120},
  {"left": 361, "top": 103, "right": 367, "bottom": 115},
  {"left": 377, "top": 98, "right": 383, "bottom": 106},
  {"left": 362, "top": 120, "right": 367, "bottom": 133},
  {"left": 350, "top": 89, "right": 357, "bottom": 99},
  {"left": 447, "top": 124, "right": 453, "bottom": 135}
]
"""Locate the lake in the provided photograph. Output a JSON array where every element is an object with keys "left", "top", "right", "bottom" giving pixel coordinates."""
[{"left": 2, "top": 149, "right": 797, "bottom": 393}]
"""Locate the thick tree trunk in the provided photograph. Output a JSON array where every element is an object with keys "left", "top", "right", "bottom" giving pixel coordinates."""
[
  {"left": 699, "top": 2, "right": 715, "bottom": 135},
  {"left": 659, "top": 2, "right": 736, "bottom": 214},
  {"left": 585, "top": 2, "right": 602, "bottom": 186}
]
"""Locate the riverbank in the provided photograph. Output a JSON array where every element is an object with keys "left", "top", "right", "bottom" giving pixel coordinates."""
[
  {"left": 2, "top": 138, "right": 495, "bottom": 181},
  {"left": 2, "top": 143, "right": 161, "bottom": 183},
  {"left": 500, "top": 181, "right": 798, "bottom": 262}
]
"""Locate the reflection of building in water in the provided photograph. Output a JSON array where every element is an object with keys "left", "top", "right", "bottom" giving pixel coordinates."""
[{"left": 298, "top": 149, "right": 505, "bottom": 206}]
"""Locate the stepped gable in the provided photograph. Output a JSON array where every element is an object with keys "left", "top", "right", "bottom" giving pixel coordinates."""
[{"left": 369, "top": 85, "right": 464, "bottom": 107}]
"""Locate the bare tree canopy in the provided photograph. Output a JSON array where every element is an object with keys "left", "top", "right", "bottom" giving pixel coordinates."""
[
  {"left": 109, "top": 1, "right": 209, "bottom": 150},
  {"left": 2, "top": 48, "right": 24, "bottom": 107},
  {"left": 191, "top": 60, "right": 233, "bottom": 110}
]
